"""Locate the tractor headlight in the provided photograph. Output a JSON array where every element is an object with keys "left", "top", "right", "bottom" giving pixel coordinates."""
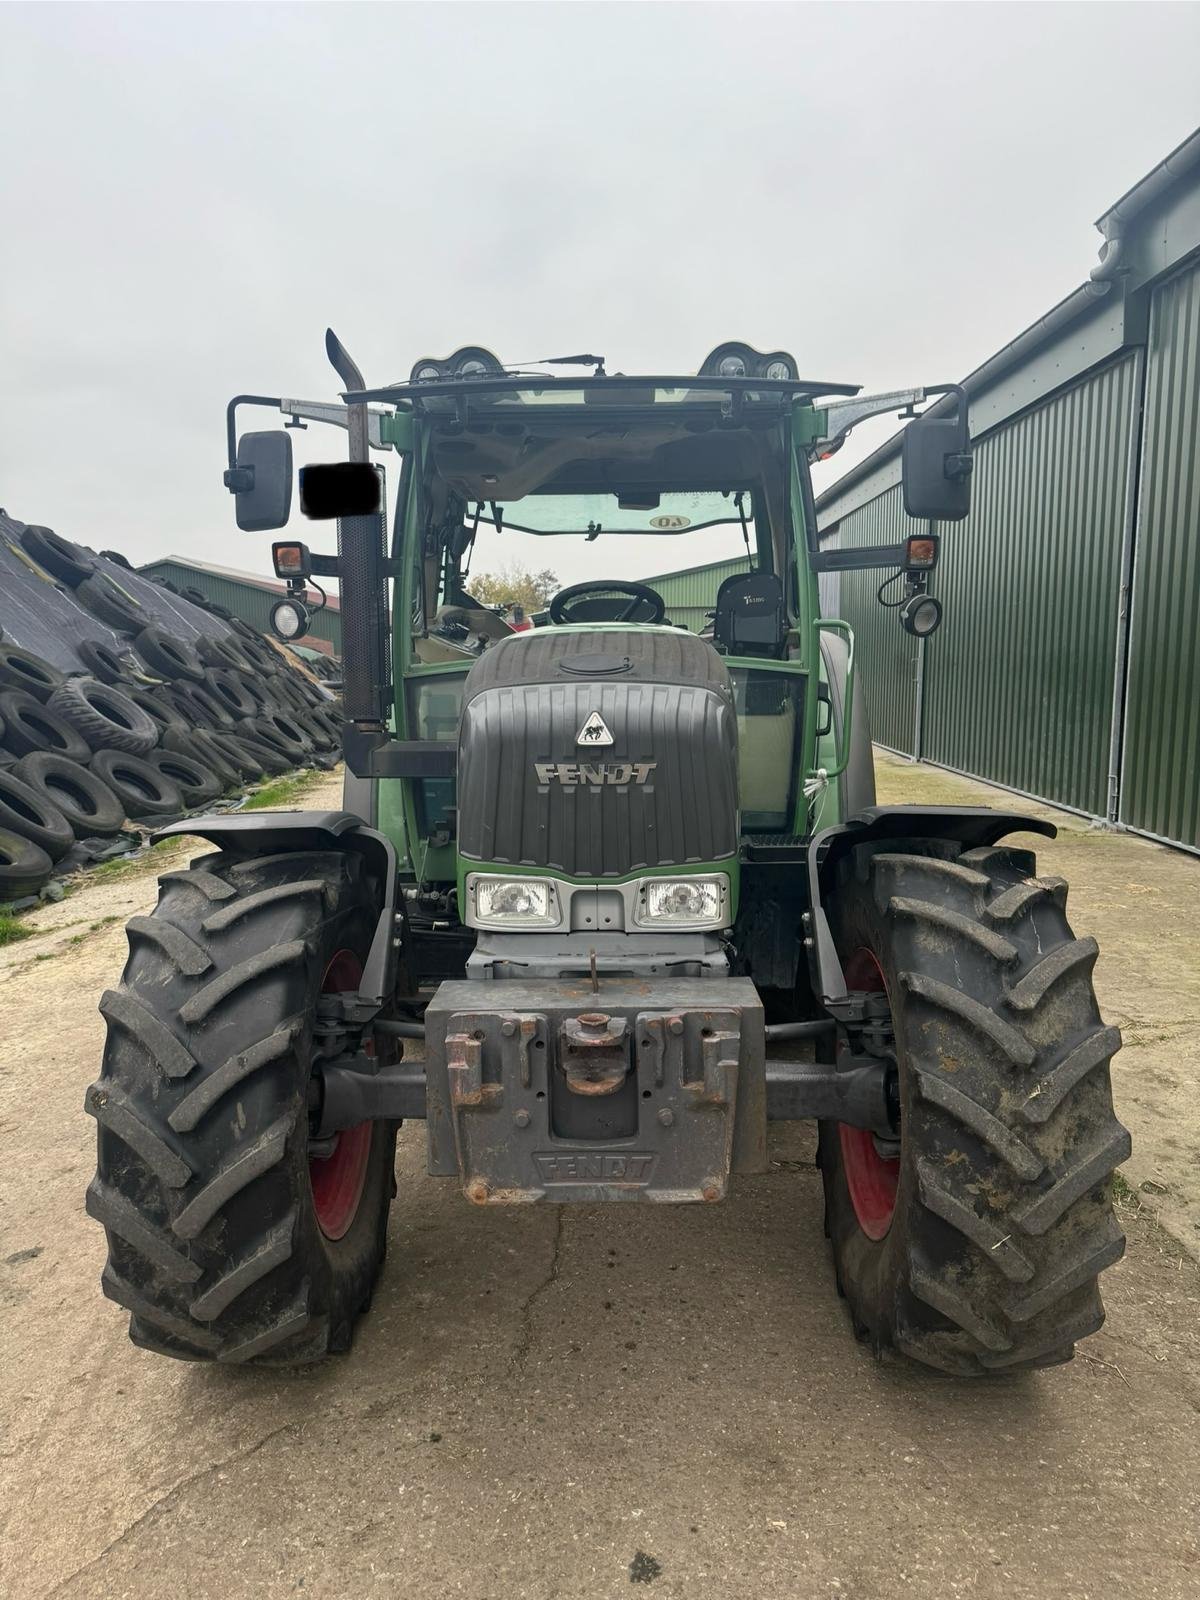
[
  {"left": 633, "top": 875, "right": 728, "bottom": 930},
  {"left": 469, "top": 875, "right": 561, "bottom": 929}
]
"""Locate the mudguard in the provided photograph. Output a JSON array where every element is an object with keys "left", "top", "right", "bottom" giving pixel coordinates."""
[
  {"left": 152, "top": 810, "right": 398, "bottom": 1008},
  {"left": 805, "top": 805, "right": 1057, "bottom": 1012}
]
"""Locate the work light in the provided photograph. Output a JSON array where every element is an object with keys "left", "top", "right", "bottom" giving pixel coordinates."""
[
  {"left": 633, "top": 876, "right": 728, "bottom": 930},
  {"left": 900, "top": 593, "right": 943, "bottom": 637},
  {"left": 270, "top": 597, "right": 310, "bottom": 641},
  {"left": 904, "top": 534, "right": 940, "bottom": 570},
  {"left": 272, "top": 541, "right": 311, "bottom": 579}
]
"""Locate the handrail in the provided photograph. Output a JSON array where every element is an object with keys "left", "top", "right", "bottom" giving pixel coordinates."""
[{"left": 811, "top": 618, "right": 856, "bottom": 780}]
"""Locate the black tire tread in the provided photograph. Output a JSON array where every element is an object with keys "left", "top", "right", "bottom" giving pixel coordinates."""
[
  {"left": 189, "top": 1211, "right": 297, "bottom": 1321},
  {"left": 89, "top": 849, "right": 395, "bottom": 1365},
  {"left": 168, "top": 1024, "right": 299, "bottom": 1133},
  {"left": 85, "top": 1082, "right": 193, "bottom": 1187},
  {"left": 99, "top": 987, "right": 197, "bottom": 1079},
  {"left": 171, "top": 1115, "right": 292, "bottom": 1240},
  {"left": 822, "top": 843, "right": 1129, "bottom": 1376},
  {"left": 125, "top": 914, "right": 213, "bottom": 975}
]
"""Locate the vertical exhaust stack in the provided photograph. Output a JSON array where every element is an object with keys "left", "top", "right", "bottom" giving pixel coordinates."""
[{"left": 326, "top": 329, "right": 390, "bottom": 741}]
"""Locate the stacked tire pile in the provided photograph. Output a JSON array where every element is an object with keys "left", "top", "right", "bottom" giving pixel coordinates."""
[{"left": 0, "top": 527, "right": 343, "bottom": 907}]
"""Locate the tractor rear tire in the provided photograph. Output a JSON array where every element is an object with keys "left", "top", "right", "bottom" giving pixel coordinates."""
[
  {"left": 87, "top": 848, "right": 397, "bottom": 1364},
  {"left": 818, "top": 843, "right": 1129, "bottom": 1376}
]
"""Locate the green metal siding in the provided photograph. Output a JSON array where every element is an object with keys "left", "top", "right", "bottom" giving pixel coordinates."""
[
  {"left": 650, "top": 557, "right": 750, "bottom": 632},
  {"left": 828, "top": 487, "right": 926, "bottom": 755},
  {"left": 139, "top": 560, "right": 343, "bottom": 652},
  {"left": 1120, "top": 259, "right": 1200, "bottom": 848},
  {"left": 923, "top": 356, "right": 1138, "bottom": 815}
]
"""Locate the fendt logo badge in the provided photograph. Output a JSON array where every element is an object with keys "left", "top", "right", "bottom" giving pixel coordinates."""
[
  {"left": 534, "top": 1151, "right": 656, "bottom": 1185},
  {"left": 536, "top": 711, "right": 655, "bottom": 785},
  {"left": 576, "top": 711, "right": 614, "bottom": 746},
  {"left": 535, "top": 761, "right": 656, "bottom": 787}
]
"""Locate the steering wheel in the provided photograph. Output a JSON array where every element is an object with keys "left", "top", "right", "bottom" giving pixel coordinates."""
[{"left": 549, "top": 581, "right": 666, "bottom": 626}]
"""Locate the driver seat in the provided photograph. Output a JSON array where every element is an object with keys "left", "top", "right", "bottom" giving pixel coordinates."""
[{"left": 711, "top": 572, "right": 786, "bottom": 657}]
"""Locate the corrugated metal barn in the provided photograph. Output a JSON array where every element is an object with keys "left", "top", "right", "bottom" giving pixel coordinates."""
[
  {"left": 139, "top": 556, "right": 343, "bottom": 655},
  {"left": 648, "top": 557, "right": 751, "bottom": 632},
  {"left": 816, "top": 128, "right": 1200, "bottom": 854}
]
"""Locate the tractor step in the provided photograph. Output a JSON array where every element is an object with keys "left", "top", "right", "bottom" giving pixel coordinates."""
[{"left": 741, "top": 835, "right": 809, "bottom": 861}]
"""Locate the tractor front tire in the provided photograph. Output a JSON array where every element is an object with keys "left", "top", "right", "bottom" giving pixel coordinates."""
[
  {"left": 819, "top": 843, "right": 1130, "bottom": 1375},
  {"left": 87, "top": 848, "right": 397, "bottom": 1364}
]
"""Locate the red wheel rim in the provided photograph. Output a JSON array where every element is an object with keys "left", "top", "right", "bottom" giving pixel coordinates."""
[
  {"left": 310, "top": 949, "right": 372, "bottom": 1241},
  {"left": 838, "top": 946, "right": 900, "bottom": 1241}
]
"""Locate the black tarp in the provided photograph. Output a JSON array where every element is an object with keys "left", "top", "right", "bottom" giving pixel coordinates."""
[{"left": 0, "top": 509, "right": 236, "bottom": 671}]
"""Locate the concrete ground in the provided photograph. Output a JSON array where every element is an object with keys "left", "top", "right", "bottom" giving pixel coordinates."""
[{"left": 1, "top": 757, "right": 1197, "bottom": 1600}]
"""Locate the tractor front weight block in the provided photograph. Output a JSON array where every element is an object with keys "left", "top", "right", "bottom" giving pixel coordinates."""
[{"left": 422, "top": 977, "right": 767, "bottom": 1203}]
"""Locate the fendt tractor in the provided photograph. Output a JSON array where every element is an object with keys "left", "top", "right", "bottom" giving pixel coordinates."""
[{"left": 87, "top": 336, "right": 1130, "bottom": 1375}]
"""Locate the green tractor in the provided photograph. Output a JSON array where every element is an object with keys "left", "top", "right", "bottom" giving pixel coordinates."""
[{"left": 87, "top": 336, "right": 1129, "bottom": 1374}]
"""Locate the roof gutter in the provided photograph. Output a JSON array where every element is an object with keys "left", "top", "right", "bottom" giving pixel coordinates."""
[{"left": 1090, "top": 127, "right": 1200, "bottom": 294}]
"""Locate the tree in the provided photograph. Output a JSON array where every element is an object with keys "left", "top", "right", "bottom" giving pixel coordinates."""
[{"left": 468, "top": 563, "right": 559, "bottom": 613}]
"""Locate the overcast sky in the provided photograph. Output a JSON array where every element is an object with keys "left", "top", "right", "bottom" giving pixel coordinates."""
[{"left": 3, "top": 1, "right": 1198, "bottom": 589}]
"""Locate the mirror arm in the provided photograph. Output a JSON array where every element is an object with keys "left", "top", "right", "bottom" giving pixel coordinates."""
[
  {"left": 278, "top": 399, "right": 393, "bottom": 452},
  {"left": 224, "top": 394, "right": 283, "bottom": 483},
  {"left": 815, "top": 388, "right": 926, "bottom": 450},
  {"left": 812, "top": 542, "right": 912, "bottom": 573}
]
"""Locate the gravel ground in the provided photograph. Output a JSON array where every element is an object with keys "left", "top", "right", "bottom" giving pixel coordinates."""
[{"left": 1, "top": 758, "right": 1197, "bottom": 1600}]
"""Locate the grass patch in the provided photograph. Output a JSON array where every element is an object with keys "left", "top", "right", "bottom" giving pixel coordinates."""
[
  {"left": 0, "top": 913, "right": 33, "bottom": 947},
  {"left": 89, "top": 840, "right": 178, "bottom": 882},
  {"left": 242, "top": 771, "right": 325, "bottom": 811},
  {"left": 65, "top": 916, "right": 120, "bottom": 947}
]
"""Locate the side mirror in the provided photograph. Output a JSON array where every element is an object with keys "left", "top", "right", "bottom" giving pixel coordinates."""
[
  {"left": 902, "top": 391, "right": 972, "bottom": 521},
  {"left": 224, "top": 431, "right": 293, "bottom": 532}
]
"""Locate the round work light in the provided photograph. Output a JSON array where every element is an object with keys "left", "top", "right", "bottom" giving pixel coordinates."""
[
  {"left": 270, "top": 597, "right": 311, "bottom": 641},
  {"left": 899, "top": 593, "right": 943, "bottom": 638}
]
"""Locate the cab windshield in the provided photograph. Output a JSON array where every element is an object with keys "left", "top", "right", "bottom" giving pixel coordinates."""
[
  {"left": 480, "top": 489, "right": 748, "bottom": 538},
  {"left": 457, "top": 490, "right": 762, "bottom": 602}
]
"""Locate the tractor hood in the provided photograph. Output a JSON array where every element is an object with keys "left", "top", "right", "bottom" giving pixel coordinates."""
[{"left": 456, "top": 629, "right": 738, "bottom": 880}]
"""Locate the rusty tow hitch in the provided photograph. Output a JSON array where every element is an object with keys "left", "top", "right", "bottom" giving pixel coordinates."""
[{"left": 559, "top": 1012, "right": 629, "bottom": 1096}]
